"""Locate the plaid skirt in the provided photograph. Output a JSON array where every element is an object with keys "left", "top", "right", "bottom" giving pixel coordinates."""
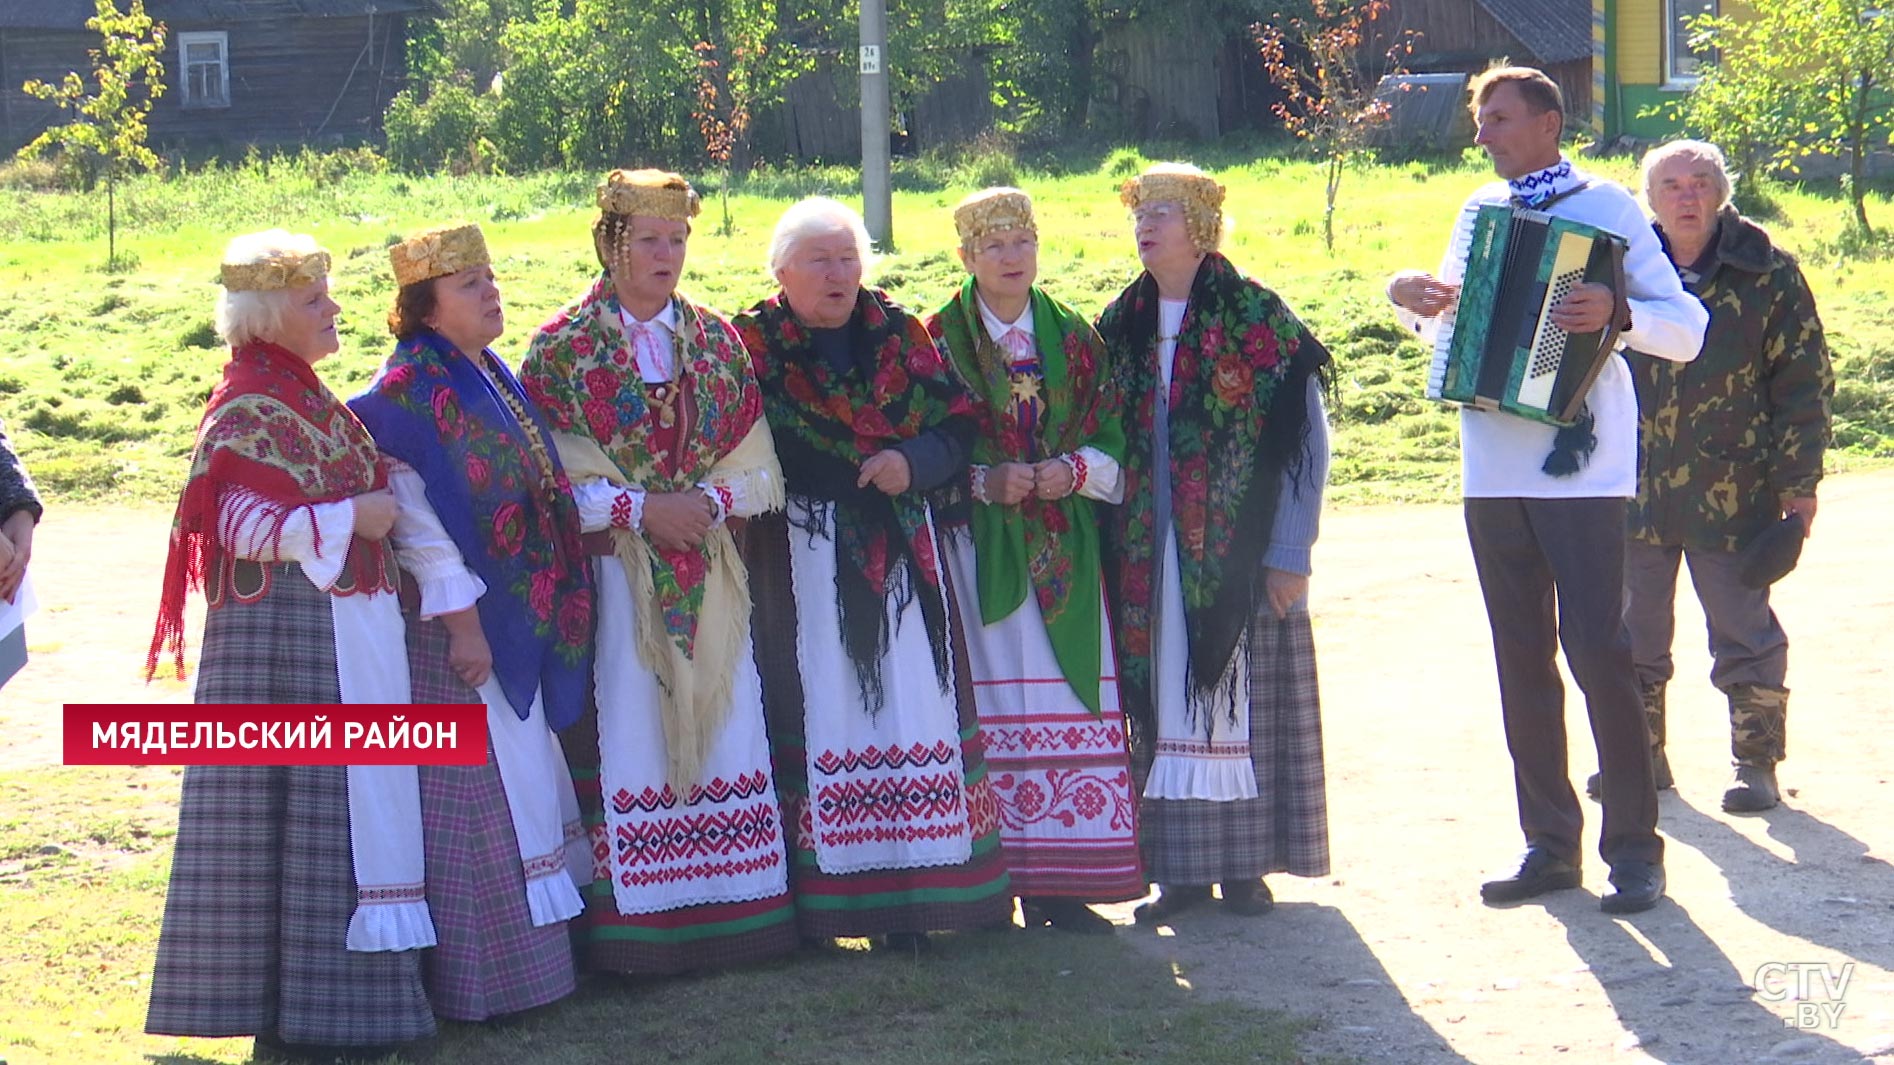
[
  {"left": 746, "top": 511, "right": 1014, "bottom": 939},
  {"left": 1132, "top": 608, "right": 1331, "bottom": 886},
  {"left": 148, "top": 562, "right": 434, "bottom": 1045},
  {"left": 408, "top": 615, "right": 577, "bottom": 1018}
]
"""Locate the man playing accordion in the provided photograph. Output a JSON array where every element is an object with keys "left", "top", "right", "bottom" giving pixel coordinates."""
[{"left": 1387, "top": 66, "right": 1707, "bottom": 915}]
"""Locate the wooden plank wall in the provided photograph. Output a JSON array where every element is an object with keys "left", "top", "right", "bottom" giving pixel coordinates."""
[
  {"left": 2, "top": 13, "right": 407, "bottom": 155},
  {"left": 1096, "top": 20, "right": 1222, "bottom": 139}
]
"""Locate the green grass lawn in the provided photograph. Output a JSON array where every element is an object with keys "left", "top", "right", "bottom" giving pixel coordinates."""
[
  {"left": 0, "top": 769, "right": 1306, "bottom": 1065},
  {"left": 3, "top": 143, "right": 1890, "bottom": 508}
]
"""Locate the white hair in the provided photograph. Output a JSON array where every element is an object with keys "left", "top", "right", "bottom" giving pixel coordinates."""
[
  {"left": 215, "top": 229, "right": 324, "bottom": 347},
  {"left": 1641, "top": 139, "right": 1734, "bottom": 210},
  {"left": 767, "top": 196, "right": 878, "bottom": 278}
]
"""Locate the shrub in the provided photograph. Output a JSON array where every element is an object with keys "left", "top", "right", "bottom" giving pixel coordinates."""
[{"left": 384, "top": 82, "right": 491, "bottom": 174}]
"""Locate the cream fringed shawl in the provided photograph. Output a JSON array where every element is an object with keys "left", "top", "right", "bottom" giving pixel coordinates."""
[{"left": 554, "top": 421, "right": 782, "bottom": 794}]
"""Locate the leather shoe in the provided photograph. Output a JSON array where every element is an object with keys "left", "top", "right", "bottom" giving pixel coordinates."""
[
  {"left": 1600, "top": 860, "right": 1666, "bottom": 914},
  {"left": 1134, "top": 884, "right": 1212, "bottom": 924},
  {"left": 1480, "top": 848, "right": 1581, "bottom": 904},
  {"left": 1721, "top": 763, "right": 1781, "bottom": 813},
  {"left": 1022, "top": 897, "right": 1115, "bottom": 934},
  {"left": 1221, "top": 878, "right": 1275, "bottom": 916}
]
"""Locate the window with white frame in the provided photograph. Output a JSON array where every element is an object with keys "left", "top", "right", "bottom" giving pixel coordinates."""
[
  {"left": 178, "top": 31, "right": 230, "bottom": 108},
  {"left": 1665, "top": 0, "right": 1718, "bottom": 86}
]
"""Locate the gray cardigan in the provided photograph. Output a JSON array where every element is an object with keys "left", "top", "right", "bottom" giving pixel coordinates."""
[{"left": 0, "top": 419, "right": 43, "bottom": 526}]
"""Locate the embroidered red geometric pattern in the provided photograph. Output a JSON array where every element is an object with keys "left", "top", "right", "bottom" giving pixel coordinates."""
[
  {"left": 813, "top": 771, "right": 964, "bottom": 829},
  {"left": 621, "top": 851, "right": 784, "bottom": 888},
  {"left": 811, "top": 741, "right": 957, "bottom": 777},
  {"left": 522, "top": 847, "right": 569, "bottom": 880},
  {"left": 615, "top": 800, "right": 781, "bottom": 869},
  {"left": 981, "top": 722, "right": 1126, "bottom": 756},
  {"left": 357, "top": 882, "right": 426, "bottom": 904},
  {"left": 609, "top": 770, "right": 772, "bottom": 816}
]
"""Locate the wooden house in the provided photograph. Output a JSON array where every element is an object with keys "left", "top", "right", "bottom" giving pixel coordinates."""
[
  {"left": 1592, "top": 0, "right": 1727, "bottom": 141},
  {"left": 1, "top": 0, "right": 429, "bottom": 156},
  {"left": 1378, "top": 0, "right": 1595, "bottom": 124}
]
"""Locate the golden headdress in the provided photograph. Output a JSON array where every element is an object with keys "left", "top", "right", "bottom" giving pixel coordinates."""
[
  {"left": 953, "top": 187, "right": 1037, "bottom": 252},
  {"left": 220, "top": 248, "right": 331, "bottom": 292},
  {"left": 1119, "top": 165, "right": 1226, "bottom": 253},
  {"left": 597, "top": 168, "right": 701, "bottom": 221},
  {"left": 390, "top": 222, "right": 490, "bottom": 288}
]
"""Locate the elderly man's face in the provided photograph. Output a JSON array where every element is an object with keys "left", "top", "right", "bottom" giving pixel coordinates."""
[
  {"left": 1649, "top": 155, "right": 1722, "bottom": 255},
  {"left": 276, "top": 276, "right": 342, "bottom": 364},
  {"left": 777, "top": 229, "right": 863, "bottom": 329}
]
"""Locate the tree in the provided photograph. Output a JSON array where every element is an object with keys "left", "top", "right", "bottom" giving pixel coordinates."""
[
  {"left": 1255, "top": 0, "right": 1412, "bottom": 252},
  {"left": 1680, "top": 0, "right": 1894, "bottom": 235},
  {"left": 21, "top": 0, "right": 168, "bottom": 268}
]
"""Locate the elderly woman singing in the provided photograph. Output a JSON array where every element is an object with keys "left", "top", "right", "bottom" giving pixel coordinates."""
[
  {"left": 519, "top": 169, "right": 797, "bottom": 974},
  {"left": 145, "top": 231, "right": 436, "bottom": 1058},
  {"left": 734, "top": 197, "right": 1011, "bottom": 951},
  {"left": 350, "top": 223, "right": 591, "bottom": 1021},
  {"left": 1098, "top": 164, "right": 1334, "bottom": 924}
]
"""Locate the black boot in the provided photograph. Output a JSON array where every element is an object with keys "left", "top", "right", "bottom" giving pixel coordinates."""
[
  {"left": 1722, "top": 684, "right": 1787, "bottom": 813},
  {"left": 1133, "top": 884, "right": 1212, "bottom": 924}
]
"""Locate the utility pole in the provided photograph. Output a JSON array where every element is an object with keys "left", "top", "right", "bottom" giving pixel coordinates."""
[{"left": 858, "top": 0, "right": 893, "bottom": 249}]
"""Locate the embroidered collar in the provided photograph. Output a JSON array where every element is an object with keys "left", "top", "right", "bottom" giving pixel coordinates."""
[{"left": 1508, "top": 158, "right": 1577, "bottom": 207}]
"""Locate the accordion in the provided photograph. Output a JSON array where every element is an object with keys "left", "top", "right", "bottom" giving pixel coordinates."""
[{"left": 1426, "top": 205, "right": 1630, "bottom": 427}]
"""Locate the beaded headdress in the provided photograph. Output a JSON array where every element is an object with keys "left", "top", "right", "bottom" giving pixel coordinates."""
[
  {"left": 220, "top": 248, "right": 331, "bottom": 292},
  {"left": 390, "top": 223, "right": 490, "bottom": 288},
  {"left": 953, "top": 187, "right": 1037, "bottom": 252},
  {"left": 1120, "top": 167, "right": 1226, "bottom": 252}
]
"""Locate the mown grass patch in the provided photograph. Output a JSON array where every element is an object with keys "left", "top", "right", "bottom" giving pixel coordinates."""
[{"left": 3, "top": 145, "right": 1890, "bottom": 505}]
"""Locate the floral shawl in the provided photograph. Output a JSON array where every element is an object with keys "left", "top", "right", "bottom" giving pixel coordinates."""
[
  {"left": 732, "top": 287, "right": 975, "bottom": 715},
  {"left": 520, "top": 276, "right": 776, "bottom": 790},
  {"left": 148, "top": 341, "right": 392, "bottom": 680},
  {"left": 927, "top": 278, "right": 1124, "bottom": 714},
  {"left": 1096, "top": 253, "right": 1331, "bottom": 735},
  {"left": 349, "top": 330, "right": 595, "bottom": 730}
]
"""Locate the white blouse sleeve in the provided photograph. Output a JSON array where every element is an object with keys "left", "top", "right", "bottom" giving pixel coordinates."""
[
  {"left": 217, "top": 486, "right": 356, "bottom": 592},
  {"left": 1070, "top": 446, "right": 1125, "bottom": 505},
  {"left": 573, "top": 479, "right": 644, "bottom": 533},
  {"left": 386, "top": 459, "right": 487, "bottom": 619},
  {"left": 699, "top": 420, "right": 783, "bottom": 521}
]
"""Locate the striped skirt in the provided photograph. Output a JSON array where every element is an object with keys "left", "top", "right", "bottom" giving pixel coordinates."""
[
  {"left": 407, "top": 615, "right": 577, "bottom": 1018},
  {"left": 746, "top": 511, "right": 1014, "bottom": 938},
  {"left": 147, "top": 562, "right": 435, "bottom": 1046},
  {"left": 1132, "top": 608, "right": 1331, "bottom": 886}
]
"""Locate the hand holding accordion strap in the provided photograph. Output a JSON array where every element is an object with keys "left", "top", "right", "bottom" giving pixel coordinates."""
[{"left": 1542, "top": 252, "right": 1630, "bottom": 478}]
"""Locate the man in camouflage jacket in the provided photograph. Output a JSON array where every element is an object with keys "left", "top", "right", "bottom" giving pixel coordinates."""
[
  {"left": 1617, "top": 140, "right": 1833, "bottom": 813},
  {"left": 0, "top": 416, "right": 42, "bottom": 687}
]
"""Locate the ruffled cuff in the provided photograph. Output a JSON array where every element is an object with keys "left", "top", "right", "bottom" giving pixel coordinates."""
[
  {"left": 344, "top": 890, "right": 438, "bottom": 952},
  {"left": 969, "top": 464, "right": 991, "bottom": 504},
  {"left": 522, "top": 866, "right": 586, "bottom": 927},
  {"left": 697, "top": 482, "right": 733, "bottom": 526},
  {"left": 298, "top": 498, "right": 357, "bottom": 592},
  {"left": 417, "top": 569, "right": 487, "bottom": 619},
  {"left": 1142, "top": 745, "right": 1262, "bottom": 802},
  {"left": 1073, "top": 446, "right": 1124, "bottom": 505}
]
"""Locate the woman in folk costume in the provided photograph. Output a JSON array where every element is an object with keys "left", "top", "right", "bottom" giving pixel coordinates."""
[
  {"left": 517, "top": 169, "right": 797, "bottom": 973},
  {"left": 734, "top": 197, "right": 1012, "bottom": 950},
  {"left": 349, "top": 222, "right": 592, "bottom": 1020},
  {"left": 925, "top": 188, "right": 1145, "bottom": 933},
  {"left": 1096, "top": 164, "right": 1334, "bottom": 922},
  {"left": 145, "top": 231, "right": 437, "bottom": 1057}
]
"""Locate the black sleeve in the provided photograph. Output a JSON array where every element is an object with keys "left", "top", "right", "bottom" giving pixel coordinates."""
[{"left": 0, "top": 419, "right": 43, "bottom": 525}]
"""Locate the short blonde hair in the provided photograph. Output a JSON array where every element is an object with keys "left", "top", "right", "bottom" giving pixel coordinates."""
[
  {"left": 767, "top": 196, "right": 878, "bottom": 279},
  {"left": 1641, "top": 138, "right": 1734, "bottom": 210},
  {"left": 216, "top": 230, "right": 325, "bottom": 347}
]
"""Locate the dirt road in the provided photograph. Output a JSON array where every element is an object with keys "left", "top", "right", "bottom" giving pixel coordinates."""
[{"left": 4, "top": 473, "right": 1891, "bottom": 1064}]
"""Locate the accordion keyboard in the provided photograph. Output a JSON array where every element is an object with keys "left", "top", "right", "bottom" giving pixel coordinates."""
[
  {"left": 1517, "top": 232, "right": 1595, "bottom": 411},
  {"left": 1425, "top": 307, "right": 1457, "bottom": 401}
]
